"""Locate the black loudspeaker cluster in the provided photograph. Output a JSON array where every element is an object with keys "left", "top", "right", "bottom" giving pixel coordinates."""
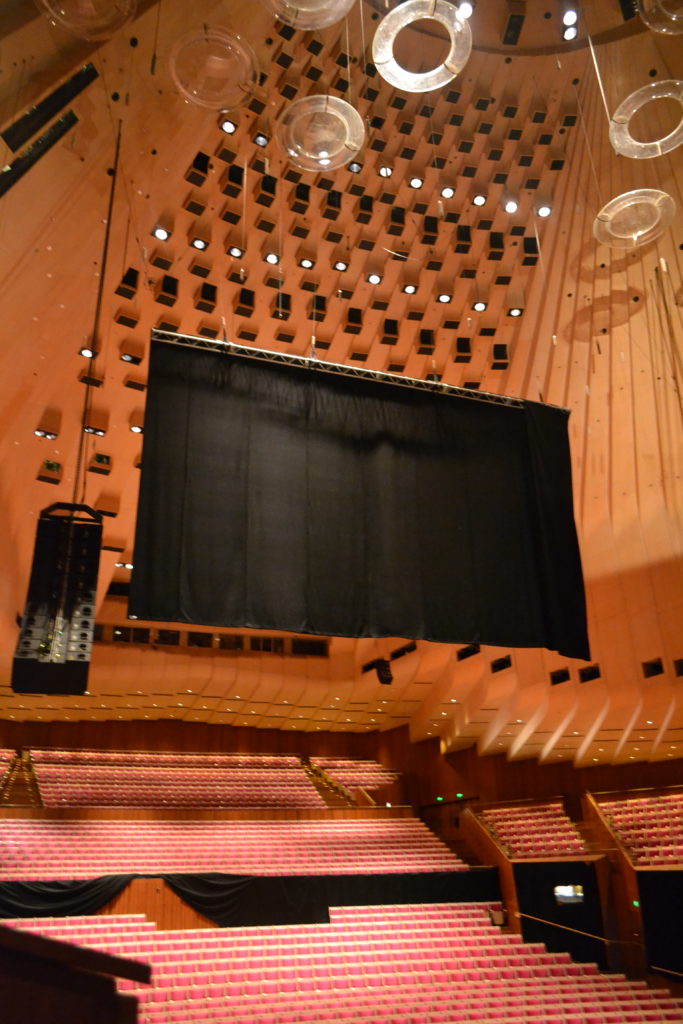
[{"left": 12, "top": 503, "right": 102, "bottom": 695}]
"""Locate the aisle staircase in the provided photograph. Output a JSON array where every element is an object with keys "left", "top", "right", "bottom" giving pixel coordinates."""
[{"left": 0, "top": 751, "right": 42, "bottom": 807}]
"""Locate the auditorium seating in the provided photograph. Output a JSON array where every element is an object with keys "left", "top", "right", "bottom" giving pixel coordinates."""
[
  {"left": 5, "top": 904, "right": 682, "bottom": 1024},
  {"left": 0, "top": 817, "right": 466, "bottom": 880},
  {"left": 479, "top": 802, "right": 588, "bottom": 859},
  {"left": 311, "top": 757, "right": 398, "bottom": 791},
  {"left": 598, "top": 791, "right": 683, "bottom": 866},
  {"left": 29, "top": 748, "right": 325, "bottom": 808}
]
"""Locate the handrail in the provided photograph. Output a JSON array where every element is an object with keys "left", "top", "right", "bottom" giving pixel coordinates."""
[
  {"left": 584, "top": 791, "right": 638, "bottom": 868},
  {"left": 650, "top": 965, "right": 683, "bottom": 979},
  {"left": 516, "top": 912, "right": 638, "bottom": 946}
]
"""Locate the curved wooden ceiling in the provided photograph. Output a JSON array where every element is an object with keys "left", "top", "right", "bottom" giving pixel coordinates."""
[{"left": 0, "top": 0, "right": 681, "bottom": 768}]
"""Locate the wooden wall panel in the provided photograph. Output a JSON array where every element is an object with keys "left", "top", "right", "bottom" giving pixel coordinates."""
[{"left": 99, "top": 878, "right": 216, "bottom": 931}]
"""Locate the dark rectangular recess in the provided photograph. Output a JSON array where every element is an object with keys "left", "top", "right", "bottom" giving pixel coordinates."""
[
  {"left": 0, "top": 110, "right": 78, "bottom": 199},
  {"left": 550, "top": 667, "right": 571, "bottom": 685},
  {"left": 2, "top": 63, "right": 97, "bottom": 152}
]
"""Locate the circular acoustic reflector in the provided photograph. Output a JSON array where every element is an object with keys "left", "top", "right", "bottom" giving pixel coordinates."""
[
  {"left": 636, "top": 0, "right": 683, "bottom": 33},
  {"left": 169, "top": 28, "right": 258, "bottom": 110},
  {"left": 610, "top": 79, "right": 683, "bottom": 158},
  {"left": 275, "top": 95, "right": 365, "bottom": 172},
  {"left": 593, "top": 189, "right": 675, "bottom": 249},
  {"left": 372, "top": 0, "right": 472, "bottom": 93},
  {"left": 261, "top": 0, "right": 356, "bottom": 31},
  {"left": 34, "top": 0, "right": 137, "bottom": 40}
]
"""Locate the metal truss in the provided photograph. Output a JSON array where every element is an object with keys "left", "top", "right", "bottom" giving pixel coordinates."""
[{"left": 151, "top": 329, "right": 527, "bottom": 409}]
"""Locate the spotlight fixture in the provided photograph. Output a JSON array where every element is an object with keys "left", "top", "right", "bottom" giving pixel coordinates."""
[
  {"left": 367, "top": 272, "right": 383, "bottom": 285},
  {"left": 438, "top": 292, "right": 452, "bottom": 303},
  {"left": 537, "top": 203, "right": 552, "bottom": 217},
  {"left": 299, "top": 256, "right": 315, "bottom": 269},
  {"left": 84, "top": 426, "right": 106, "bottom": 437},
  {"left": 190, "top": 236, "right": 208, "bottom": 250},
  {"left": 507, "top": 306, "right": 523, "bottom": 317},
  {"left": 409, "top": 175, "right": 424, "bottom": 189},
  {"left": 472, "top": 192, "right": 487, "bottom": 206},
  {"left": 254, "top": 131, "right": 269, "bottom": 147},
  {"left": 227, "top": 244, "right": 244, "bottom": 258},
  {"left": 563, "top": 24, "right": 578, "bottom": 39},
  {"left": 130, "top": 424, "right": 144, "bottom": 434},
  {"left": 402, "top": 283, "right": 417, "bottom": 294},
  {"left": 440, "top": 184, "right": 455, "bottom": 198},
  {"left": 562, "top": 8, "right": 578, "bottom": 26},
  {"left": 458, "top": 1, "right": 474, "bottom": 17},
  {"left": 334, "top": 259, "right": 349, "bottom": 271},
  {"left": 504, "top": 198, "right": 518, "bottom": 213},
  {"left": 378, "top": 164, "right": 393, "bottom": 178},
  {"left": 220, "top": 117, "right": 237, "bottom": 134},
  {"left": 116, "top": 562, "right": 134, "bottom": 570},
  {"left": 34, "top": 428, "right": 58, "bottom": 440},
  {"left": 79, "top": 344, "right": 96, "bottom": 358},
  {"left": 152, "top": 224, "right": 170, "bottom": 241},
  {"left": 472, "top": 299, "right": 487, "bottom": 311},
  {"left": 348, "top": 161, "right": 363, "bottom": 173},
  {"left": 264, "top": 251, "right": 280, "bottom": 265}
]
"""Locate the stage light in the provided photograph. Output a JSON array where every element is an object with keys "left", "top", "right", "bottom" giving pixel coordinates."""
[
  {"left": 438, "top": 292, "right": 452, "bottom": 303},
  {"left": 472, "top": 192, "right": 487, "bottom": 206},
  {"left": 220, "top": 117, "right": 237, "bottom": 134},
  {"left": 409, "top": 175, "right": 424, "bottom": 189},
  {"left": 440, "top": 184, "right": 455, "bottom": 198},
  {"left": 348, "top": 160, "right": 363, "bottom": 173},
  {"left": 254, "top": 131, "right": 269, "bottom": 147},
  {"left": 152, "top": 224, "right": 170, "bottom": 241},
  {"left": 537, "top": 203, "right": 552, "bottom": 217},
  {"left": 264, "top": 251, "right": 280, "bottom": 265},
  {"left": 228, "top": 244, "right": 244, "bottom": 257},
  {"left": 473, "top": 299, "right": 487, "bottom": 312},
  {"left": 378, "top": 164, "right": 393, "bottom": 178},
  {"left": 367, "top": 272, "right": 382, "bottom": 284},
  {"left": 334, "top": 259, "right": 349, "bottom": 271},
  {"left": 563, "top": 24, "right": 577, "bottom": 39},
  {"left": 504, "top": 197, "right": 518, "bottom": 213},
  {"left": 299, "top": 256, "right": 315, "bottom": 269}
]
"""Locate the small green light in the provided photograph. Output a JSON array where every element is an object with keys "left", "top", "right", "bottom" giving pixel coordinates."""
[
  {"left": 632, "top": 900, "right": 639, "bottom": 908},
  {"left": 456, "top": 792, "right": 464, "bottom": 799},
  {"left": 436, "top": 796, "right": 444, "bottom": 802}
]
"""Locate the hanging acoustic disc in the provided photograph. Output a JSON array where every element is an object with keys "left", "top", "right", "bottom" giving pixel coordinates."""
[
  {"left": 34, "top": 0, "right": 137, "bottom": 40},
  {"left": 262, "top": 0, "right": 356, "bottom": 31},
  {"left": 169, "top": 28, "right": 258, "bottom": 111},
  {"left": 372, "top": 0, "right": 472, "bottom": 93},
  {"left": 593, "top": 189, "right": 675, "bottom": 249},
  {"left": 636, "top": 0, "right": 683, "bottom": 34},
  {"left": 610, "top": 80, "right": 683, "bottom": 159},
  {"left": 275, "top": 95, "right": 365, "bottom": 172}
]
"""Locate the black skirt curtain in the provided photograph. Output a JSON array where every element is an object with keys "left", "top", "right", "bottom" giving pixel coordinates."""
[
  {"left": 0, "top": 876, "right": 135, "bottom": 919},
  {"left": 130, "top": 343, "right": 589, "bottom": 659}
]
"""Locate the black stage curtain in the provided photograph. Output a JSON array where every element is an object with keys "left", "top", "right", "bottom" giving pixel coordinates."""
[
  {"left": 0, "top": 869, "right": 499, "bottom": 927},
  {"left": 0, "top": 875, "right": 134, "bottom": 919},
  {"left": 130, "top": 343, "right": 589, "bottom": 659}
]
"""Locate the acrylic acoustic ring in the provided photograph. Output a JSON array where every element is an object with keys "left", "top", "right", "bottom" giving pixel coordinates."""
[
  {"left": 372, "top": 0, "right": 472, "bottom": 93},
  {"left": 610, "top": 80, "right": 683, "bottom": 158},
  {"left": 593, "top": 189, "right": 676, "bottom": 249},
  {"left": 34, "top": 0, "right": 137, "bottom": 40},
  {"left": 261, "top": 0, "right": 356, "bottom": 31},
  {"left": 275, "top": 95, "right": 365, "bottom": 172},
  {"left": 169, "top": 28, "right": 258, "bottom": 111},
  {"left": 636, "top": 0, "right": 683, "bottom": 34}
]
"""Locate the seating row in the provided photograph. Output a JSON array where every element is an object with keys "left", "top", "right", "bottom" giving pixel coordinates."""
[
  {"left": 0, "top": 817, "right": 466, "bottom": 880},
  {"left": 479, "top": 803, "right": 588, "bottom": 860},
  {"left": 5, "top": 904, "right": 681, "bottom": 1024},
  {"left": 30, "top": 749, "right": 302, "bottom": 767},
  {"left": 599, "top": 792, "right": 683, "bottom": 866}
]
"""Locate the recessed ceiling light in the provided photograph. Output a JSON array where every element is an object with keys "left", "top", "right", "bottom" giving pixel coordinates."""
[
  {"left": 299, "top": 256, "right": 315, "bottom": 269},
  {"left": 79, "top": 345, "right": 95, "bottom": 358},
  {"left": 334, "top": 259, "right": 348, "bottom": 271},
  {"left": 130, "top": 425, "right": 143, "bottom": 434},
  {"left": 378, "top": 165, "right": 393, "bottom": 178},
  {"left": 472, "top": 300, "right": 487, "bottom": 312},
  {"left": 537, "top": 204, "right": 552, "bottom": 218},
  {"left": 254, "top": 132, "right": 268, "bottom": 147},
  {"left": 409, "top": 176, "right": 423, "bottom": 189},
  {"left": 472, "top": 193, "right": 487, "bottom": 207},
  {"left": 563, "top": 24, "right": 577, "bottom": 40},
  {"left": 228, "top": 244, "right": 244, "bottom": 258},
  {"left": 438, "top": 293, "right": 452, "bottom": 303},
  {"left": 191, "top": 237, "right": 208, "bottom": 250},
  {"left": 508, "top": 306, "right": 523, "bottom": 317},
  {"left": 563, "top": 9, "right": 578, "bottom": 26},
  {"left": 402, "top": 283, "right": 417, "bottom": 294},
  {"left": 348, "top": 161, "right": 362, "bottom": 173},
  {"left": 220, "top": 117, "right": 237, "bottom": 134},
  {"left": 152, "top": 225, "right": 170, "bottom": 241},
  {"left": 504, "top": 198, "right": 518, "bottom": 213},
  {"left": 440, "top": 185, "right": 455, "bottom": 198},
  {"left": 264, "top": 252, "right": 279, "bottom": 265},
  {"left": 458, "top": 1, "right": 474, "bottom": 18},
  {"left": 367, "top": 272, "right": 382, "bottom": 285}
]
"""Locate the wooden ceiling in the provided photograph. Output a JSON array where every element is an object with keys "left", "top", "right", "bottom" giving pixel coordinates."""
[{"left": 0, "top": 0, "right": 681, "bottom": 768}]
